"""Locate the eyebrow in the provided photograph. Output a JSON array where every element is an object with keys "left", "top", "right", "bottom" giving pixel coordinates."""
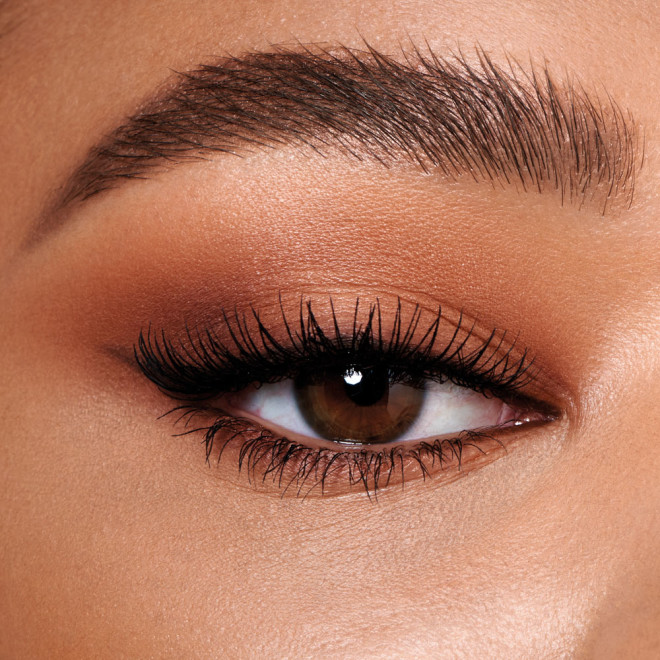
[{"left": 57, "top": 44, "right": 641, "bottom": 215}]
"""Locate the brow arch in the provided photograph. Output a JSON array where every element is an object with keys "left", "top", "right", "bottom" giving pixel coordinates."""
[{"left": 56, "top": 43, "right": 642, "bottom": 216}]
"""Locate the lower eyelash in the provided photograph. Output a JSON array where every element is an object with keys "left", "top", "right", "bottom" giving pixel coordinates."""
[{"left": 166, "top": 405, "right": 506, "bottom": 498}]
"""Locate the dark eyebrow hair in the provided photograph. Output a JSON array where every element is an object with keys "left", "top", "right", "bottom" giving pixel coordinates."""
[{"left": 58, "top": 44, "right": 641, "bottom": 215}]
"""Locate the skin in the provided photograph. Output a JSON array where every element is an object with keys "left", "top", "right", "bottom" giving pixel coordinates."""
[{"left": 1, "top": 0, "right": 659, "bottom": 657}]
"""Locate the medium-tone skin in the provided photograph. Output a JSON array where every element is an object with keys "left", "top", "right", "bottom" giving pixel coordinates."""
[{"left": 1, "top": 0, "right": 659, "bottom": 657}]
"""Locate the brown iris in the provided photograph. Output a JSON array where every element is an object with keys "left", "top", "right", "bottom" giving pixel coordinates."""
[{"left": 294, "top": 366, "right": 425, "bottom": 444}]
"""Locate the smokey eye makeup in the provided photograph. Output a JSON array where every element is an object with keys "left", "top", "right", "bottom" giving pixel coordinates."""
[{"left": 134, "top": 295, "right": 561, "bottom": 498}]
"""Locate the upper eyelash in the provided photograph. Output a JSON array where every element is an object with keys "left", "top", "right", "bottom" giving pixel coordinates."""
[{"left": 134, "top": 296, "right": 537, "bottom": 401}]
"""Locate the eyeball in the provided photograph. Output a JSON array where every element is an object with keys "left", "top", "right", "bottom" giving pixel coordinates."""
[{"left": 226, "top": 366, "right": 540, "bottom": 448}]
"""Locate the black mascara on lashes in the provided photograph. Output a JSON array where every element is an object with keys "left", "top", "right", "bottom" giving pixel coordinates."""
[{"left": 134, "top": 296, "right": 538, "bottom": 400}]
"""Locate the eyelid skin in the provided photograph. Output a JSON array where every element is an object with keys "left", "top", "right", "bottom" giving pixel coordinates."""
[{"left": 134, "top": 293, "right": 562, "bottom": 498}]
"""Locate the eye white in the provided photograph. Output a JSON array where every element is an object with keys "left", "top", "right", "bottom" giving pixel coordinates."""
[{"left": 226, "top": 378, "right": 527, "bottom": 445}]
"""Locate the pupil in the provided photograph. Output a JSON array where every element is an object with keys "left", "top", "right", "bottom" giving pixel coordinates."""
[
  {"left": 342, "top": 367, "right": 388, "bottom": 407},
  {"left": 294, "top": 365, "right": 424, "bottom": 444}
]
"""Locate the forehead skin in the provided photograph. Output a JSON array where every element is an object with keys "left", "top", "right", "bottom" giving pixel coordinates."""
[{"left": 0, "top": 1, "right": 659, "bottom": 658}]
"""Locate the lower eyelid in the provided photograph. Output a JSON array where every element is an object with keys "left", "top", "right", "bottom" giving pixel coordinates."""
[{"left": 164, "top": 403, "right": 554, "bottom": 498}]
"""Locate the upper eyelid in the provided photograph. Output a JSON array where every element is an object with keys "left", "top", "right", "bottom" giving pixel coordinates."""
[{"left": 134, "top": 296, "right": 542, "bottom": 400}]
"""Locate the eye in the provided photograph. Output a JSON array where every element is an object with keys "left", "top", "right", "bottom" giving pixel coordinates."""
[
  {"left": 223, "top": 366, "right": 540, "bottom": 448},
  {"left": 135, "top": 295, "right": 560, "bottom": 497}
]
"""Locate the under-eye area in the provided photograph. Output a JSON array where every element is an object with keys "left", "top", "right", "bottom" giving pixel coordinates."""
[{"left": 134, "top": 295, "right": 561, "bottom": 497}]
